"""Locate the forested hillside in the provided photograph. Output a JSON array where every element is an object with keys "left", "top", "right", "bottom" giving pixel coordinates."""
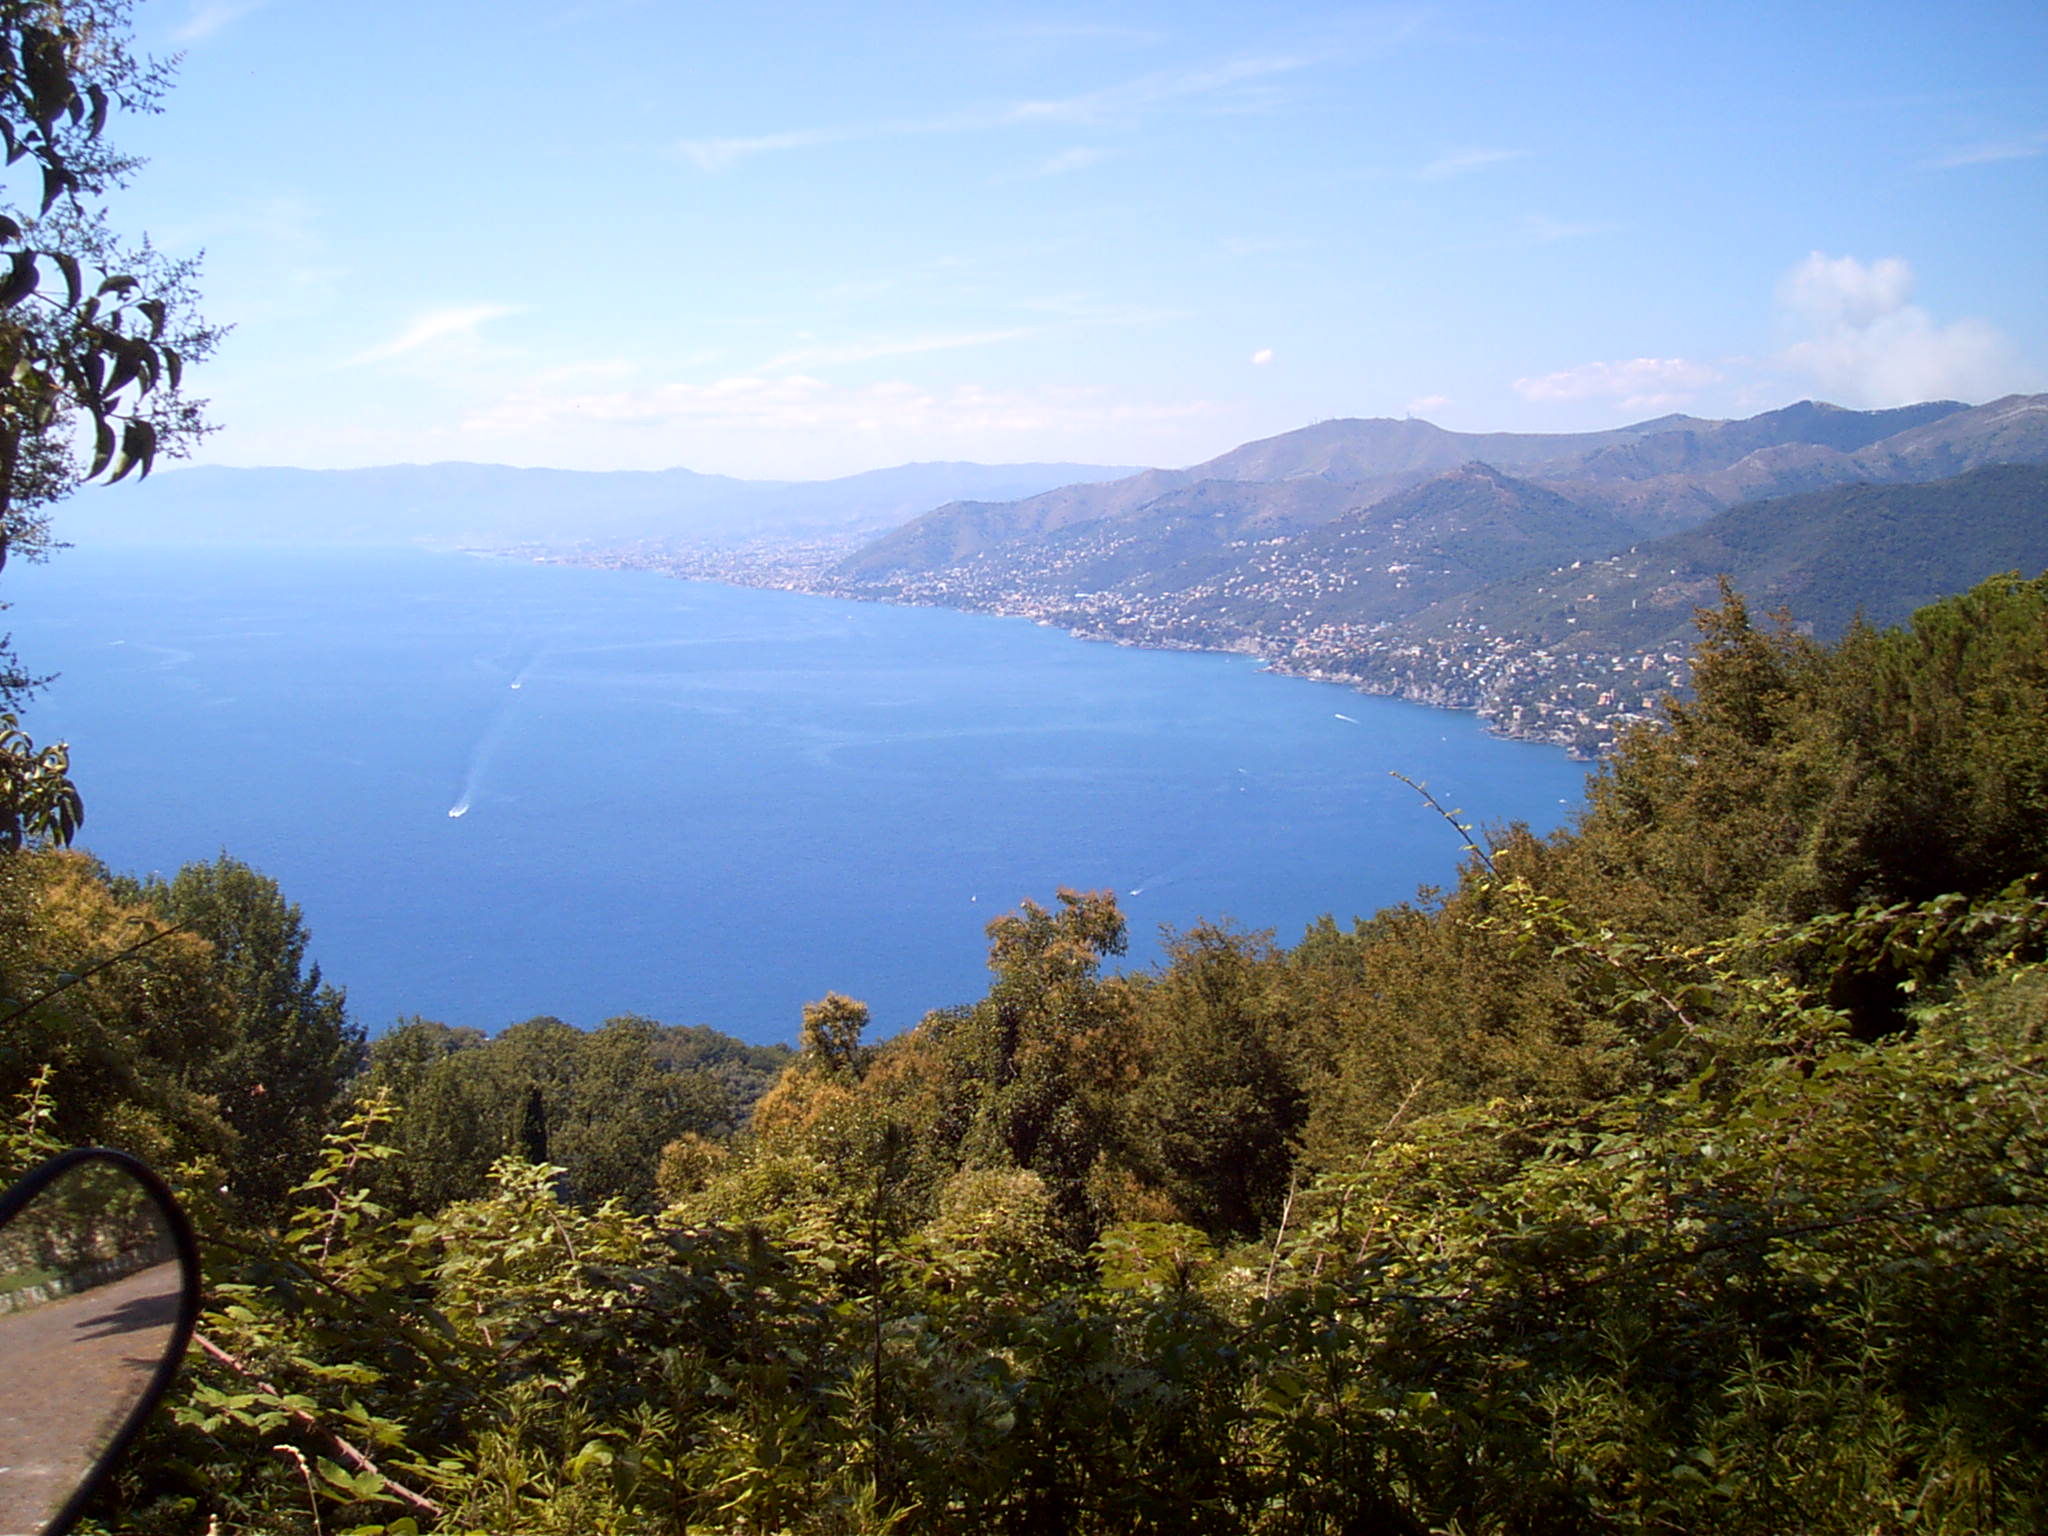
[
  {"left": 5, "top": 571, "right": 2045, "bottom": 1533},
  {"left": 1428, "top": 461, "right": 2048, "bottom": 652}
]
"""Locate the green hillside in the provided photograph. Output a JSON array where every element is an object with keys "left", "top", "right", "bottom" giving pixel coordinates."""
[{"left": 1432, "top": 462, "right": 2048, "bottom": 652}]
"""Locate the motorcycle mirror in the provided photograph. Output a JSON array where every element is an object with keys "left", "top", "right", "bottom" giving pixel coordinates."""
[{"left": 0, "top": 1150, "right": 200, "bottom": 1536}]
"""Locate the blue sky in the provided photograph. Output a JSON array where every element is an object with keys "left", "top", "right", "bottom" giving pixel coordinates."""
[{"left": 105, "top": 0, "right": 2048, "bottom": 479}]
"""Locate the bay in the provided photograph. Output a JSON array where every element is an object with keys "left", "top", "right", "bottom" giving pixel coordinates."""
[{"left": 9, "top": 544, "right": 1592, "bottom": 1044}]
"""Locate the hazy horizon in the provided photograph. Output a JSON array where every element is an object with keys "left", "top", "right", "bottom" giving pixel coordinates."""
[{"left": 144, "top": 389, "right": 2021, "bottom": 485}]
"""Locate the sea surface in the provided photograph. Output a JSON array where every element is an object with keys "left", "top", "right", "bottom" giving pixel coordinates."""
[{"left": 10, "top": 545, "right": 1593, "bottom": 1044}]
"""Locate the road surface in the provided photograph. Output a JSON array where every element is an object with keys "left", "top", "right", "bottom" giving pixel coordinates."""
[{"left": 0, "top": 1262, "right": 181, "bottom": 1536}]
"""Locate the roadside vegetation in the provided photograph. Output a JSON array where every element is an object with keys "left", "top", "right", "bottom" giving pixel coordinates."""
[{"left": 4, "top": 571, "right": 2044, "bottom": 1534}]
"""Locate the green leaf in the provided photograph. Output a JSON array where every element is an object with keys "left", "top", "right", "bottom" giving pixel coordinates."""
[
  {"left": 0, "top": 251, "right": 39, "bottom": 309},
  {"left": 50, "top": 250, "right": 79, "bottom": 308},
  {"left": 21, "top": 28, "right": 75, "bottom": 131},
  {"left": 105, "top": 339, "right": 144, "bottom": 397}
]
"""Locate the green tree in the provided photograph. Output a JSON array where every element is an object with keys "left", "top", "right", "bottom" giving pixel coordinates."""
[
  {"left": 364, "top": 1013, "right": 737, "bottom": 1213},
  {"left": 550, "top": 1014, "right": 733, "bottom": 1205},
  {"left": 0, "top": 850, "right": 226, "bottom": 1168},
  {"left": 800, "top": 990, "right": 869, "bottom": 1076},
  {"left": 1119, "top": 922, "right": 1305, "bottom": 1238},
  {"left": 944, "top": 888, "right": 1134, "bottom": 1234},
  {"left": 1561, "top": 573, "right": 2048, "bottom": 1035},
  {"left": 358, "top": 1016, "right": 501, "bottom": 1212},
  {"left": 1808, "top": 570, "right": 2048, "bottom": 908},
  {"left": 647, "top": 1019, "right": 793, "bottom": 1121},
  {"left": 120, "top": 854, "right": 362, "bottom": 1214}
]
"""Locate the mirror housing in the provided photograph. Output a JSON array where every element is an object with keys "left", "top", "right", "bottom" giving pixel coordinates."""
[{"left": 0, "top": 1149, "right": 200, "bottom": 1536}]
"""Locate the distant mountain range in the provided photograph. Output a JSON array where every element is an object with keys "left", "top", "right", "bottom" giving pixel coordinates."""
[{"left": 64, "top": 458, "right": 1144, "bottom": 549}]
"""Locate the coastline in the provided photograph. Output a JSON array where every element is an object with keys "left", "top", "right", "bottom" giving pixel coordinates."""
[{"left": 494, "top": 542, "right": 1685, "bottom": 761}]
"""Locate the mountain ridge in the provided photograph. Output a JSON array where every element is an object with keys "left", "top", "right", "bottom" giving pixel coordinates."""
[
  {"left": 837, "top": 398, "right": 2001, "bottom": 581},
  {"left": 834, "top": 396, "right": 2044, "bottom": 595}
]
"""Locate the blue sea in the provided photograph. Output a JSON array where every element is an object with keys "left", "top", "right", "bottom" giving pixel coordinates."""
[{"left": 9, "top": 545, "right": 1592, "bottom": 1044}]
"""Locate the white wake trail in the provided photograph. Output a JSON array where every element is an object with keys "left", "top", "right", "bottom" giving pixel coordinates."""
[{"left": 448, "top": 647, "right": 546, "bottom": 819}]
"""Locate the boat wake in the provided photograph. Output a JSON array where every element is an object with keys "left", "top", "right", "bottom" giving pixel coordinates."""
[
  {"left": 448, "top": 706, "right": 514, "bottom": 819},
  {"left": 447, "top": 645, "right": 552, "bottom": 820},
  {"left": 1128, "top": 862, "right": 1195, "bottom": 899}
]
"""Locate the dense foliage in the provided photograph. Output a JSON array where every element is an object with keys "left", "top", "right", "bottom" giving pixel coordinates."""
[
  {"left": 0, "top": 852, "right": 361, "bottom": 1217},
  {"left": 4, "top": 569, "right": 2045, "bottom": 1532},
  {"left": 359, "top": 1014, "right": 788, "bottom": 1214}
]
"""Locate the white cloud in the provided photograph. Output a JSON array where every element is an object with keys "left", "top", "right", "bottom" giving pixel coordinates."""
[
  {"left": 1416, "top": 146, "right": 1527, "bottom": 181},
  {"left": 1006, "top": 55, "right": 1310, "bottom": 125},
  {"left": 1518, "top": 213, "right": 1614, "bottom": 243},
  {"left": 677, "top": 129, "right": 850, "bottom": 173},
  {"left": 1775, "top": 252, "right": 2028, "bottom": 405},
  {"left": 1777, "top": 253, "right": 1914, "bottom": 330},
  {"left": 676, "top": 54, "right": 1313, "bottom": 172},
  {"left": 1443, "top": 213, "right": 1617, "bottom": 254},
  {"left": 1220, "top": 236, "right": 1303, "bottom": 257},
  {"left": 1506, "top": 254, "right": 2034, "bottom": 418},
  {"left": 985, "top": 21, "right": 1166, "bottom": 46},
  {"left": 1513, "top": 357, "right": 1721, "bottom": 412},
  {"left": 1406, "top": 394, "right": 1451, "bottom": 415},
  {"left": 762, "top": 328, "right": 1038, "bottom": 371},
  {"left": 348, "top": 305, "right": 519, "bottom": 365},
  {"left": 1012, "top": 293, "right": 1181, "bottom": 326},
  {"left": 454, "top": 373, "right": 1222, "bottom": 473},
  {"left": 1928, "top": 131, "right": 2048, "bottom": 169},
  {"left": 1250, "top": 348, "right": 1274, "bottom": 366},
  {"left": 174, "top": 0, "right": 264, "bottom": 41},
  {"left": 1031, "top": 147, "right": 1106, "bottom": 176}
]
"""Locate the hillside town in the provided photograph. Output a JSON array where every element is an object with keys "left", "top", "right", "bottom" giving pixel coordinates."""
[{"left": 514, "top": 537, "right": 1691, "bottom": 758}]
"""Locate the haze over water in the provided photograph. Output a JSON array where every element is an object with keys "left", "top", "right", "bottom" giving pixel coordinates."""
[{"left": 15, "top": 546, "right": 1591, "bottom": 1043}]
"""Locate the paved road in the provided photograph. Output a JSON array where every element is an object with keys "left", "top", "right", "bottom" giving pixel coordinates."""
[{"left": 0, "top": 1262, "right": 181, "bottom": 1536}]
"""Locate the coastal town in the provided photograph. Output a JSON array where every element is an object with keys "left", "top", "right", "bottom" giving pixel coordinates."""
[{"left": 507, "top": 536, "right": 1693, "bottom": 758}]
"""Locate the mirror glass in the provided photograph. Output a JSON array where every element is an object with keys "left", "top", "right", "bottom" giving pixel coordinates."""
[{"left": 0, "top": 1155, "right": 191, "bottom": 1536}]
